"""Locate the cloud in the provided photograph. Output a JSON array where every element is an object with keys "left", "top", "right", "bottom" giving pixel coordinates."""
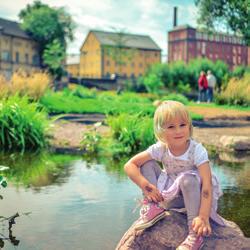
[{"left": 0, "top": 0, "right": 198, "bottom": 59}]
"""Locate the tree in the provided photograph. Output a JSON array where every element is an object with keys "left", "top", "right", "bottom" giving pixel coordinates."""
[
  {"left": 19, "top": 0, "right": 75, "bottom": 78},
  {"left": 195, "top": 0, "right": 250, "bottom": 45},
  {"left": 43, "top": 39, "right": 65, "bottom": 79}
]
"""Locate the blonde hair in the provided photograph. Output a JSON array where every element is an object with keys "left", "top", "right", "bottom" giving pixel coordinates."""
[{"left": 153, "top": 100, "right": 193, "bottom": 144}]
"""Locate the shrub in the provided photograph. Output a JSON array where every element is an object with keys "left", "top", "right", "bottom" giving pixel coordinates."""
[
  {"left": 215, "top": 73, "right": 250, "bottom": 106},
  {"left": 0, "top": 70, "right": 51, "bottom": 101},
  {"left": 231, "top": 66, "right": 250, "bottom": 79},
  {"left": 0, "top": 95, "right": 50, "bottom": 152},
  {"left": 69, "top": 86, "right": 97, "bottom": 99},
  {"left": 106, "top": 114, "right": 155, "bottom": 156},
  {"left": 161, "top": 93, "right": 189, "bottom": 105}
]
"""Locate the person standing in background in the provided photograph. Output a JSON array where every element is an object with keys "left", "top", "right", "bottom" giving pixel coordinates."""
[
  {"left": 197, "top": 71, "right": 208, "bottom": 103},
  {"left": 207, "top": 70, "right": 216, "bottom": 103}
]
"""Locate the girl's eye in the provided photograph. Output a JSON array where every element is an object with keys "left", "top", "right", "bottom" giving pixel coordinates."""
[
  {"left": 167, "top": 125, "right": 174, "bottom": 129},
  {"left": 180, "top": 123, "right": 187, "bottom": 127}
]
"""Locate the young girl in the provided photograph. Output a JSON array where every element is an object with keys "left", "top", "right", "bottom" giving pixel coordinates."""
[{"left": 124, "top": 100, "right": 225, "bottom": 250}]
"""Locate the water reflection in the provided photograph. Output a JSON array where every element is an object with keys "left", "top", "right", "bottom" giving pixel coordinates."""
[{"left": 0, "top": 152, "right": 249, "bottom": 250}]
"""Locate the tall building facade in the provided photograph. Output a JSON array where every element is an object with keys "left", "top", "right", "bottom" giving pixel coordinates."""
[
  {"left": 80, "top": 30, "right": 161, "bottom": 78},
  {"left": 0, "top": 18, "right": 41, "bottom": 79},
  {"left": 168, "top": 25, "right": 248, "bottom": 69}
]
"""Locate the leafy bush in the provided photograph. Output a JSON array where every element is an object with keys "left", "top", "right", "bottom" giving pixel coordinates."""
[
  {"left": 106, "top": 114, "right": 155, "bottom": 156},
  {"left": 215, "top": 74, "right": 250, "bottom": 106},
  {"left": 69, "top": 86, "right": 97, "bottom": 99},
  {"left": 161, "top": 93, "right": 189, "bottom": 105},
  {"left": 188, "top": 58, "right": 229, "bottom": 89},
  {"left": 0, "top": 95, "right": 50, "bottom": 151},
  {"left": 231, "top": 66, "right": 250, "bottom": 79}
]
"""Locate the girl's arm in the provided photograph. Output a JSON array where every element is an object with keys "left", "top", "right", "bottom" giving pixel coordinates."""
[
  {"left": 192, "top": 162, "right": 212, "bottom": 236},
  {"left": 124, "top": 151, "right": 163, "bottom": 202}
]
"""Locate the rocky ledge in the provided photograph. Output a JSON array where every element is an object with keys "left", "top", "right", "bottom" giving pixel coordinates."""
[{"left": 116, "top": 211, "right": 250, "bottom": 250}]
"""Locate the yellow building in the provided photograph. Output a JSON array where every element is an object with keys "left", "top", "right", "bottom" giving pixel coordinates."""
[
  {"left": 0, "top": 17, "right": 41, "bottom": 79},
  {"left": 66, "top": 54, "right": 80, "bottom": 78},
  {"left": 80, "top": 30, "right": 161, "bottom": 78}
]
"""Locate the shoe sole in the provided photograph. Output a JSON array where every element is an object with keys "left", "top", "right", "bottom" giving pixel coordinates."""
[
  {"left": 176, "top": 242, "right": 204, "bottom": 250},
  {"left": 134, "top": 211, "right": 166, "bottom": 231}
]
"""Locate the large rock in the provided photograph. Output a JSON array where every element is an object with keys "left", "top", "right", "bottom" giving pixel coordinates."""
[
  {"left": 219, "top": 136, "right": 250, "bottom": 151},
  {"left": 116, "top": 211, "right": 250, "bottom": 250}
]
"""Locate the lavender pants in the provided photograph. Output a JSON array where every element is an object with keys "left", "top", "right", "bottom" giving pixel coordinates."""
[{"left": 140, "top": 160, "right": 201, "bottom": 227}]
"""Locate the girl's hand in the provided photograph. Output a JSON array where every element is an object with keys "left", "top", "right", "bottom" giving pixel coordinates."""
[
  {"left": 142, "top": 182, "right": 163, "bottom": 203},
  {"left": 192, "top": 216, "right": 212, "bottom": 237}
]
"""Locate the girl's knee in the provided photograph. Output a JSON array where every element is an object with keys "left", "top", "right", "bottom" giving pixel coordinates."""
[
  {"left": 140, "top": 160, "right": 161, "bottom": 177},
  {"left": 141, "top": 160, "right": 158, "bottom": 169},
  {"left": 180, "top": 175, "right": 199, "bottom": 190}
]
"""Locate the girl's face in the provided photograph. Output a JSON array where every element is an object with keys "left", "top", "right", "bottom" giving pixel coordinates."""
[{"left": 162, "top": 116, "right": 190, "bottom": 148}]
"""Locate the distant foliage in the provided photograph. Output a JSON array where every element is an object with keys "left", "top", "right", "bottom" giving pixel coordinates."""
[
  {"left": 161, "top": 93, "right": 189, "bottom": 105},
  {"left": 231, "top": 66, "right": 250, "bottom": 79},
  {"left": 215, "top": 73, "right": 250, "bottom": 106},
  {"left": 140, "top": 58, "right": 229, "bottom": 94}
]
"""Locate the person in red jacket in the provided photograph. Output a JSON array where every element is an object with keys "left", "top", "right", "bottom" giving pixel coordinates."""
[{"left": 197, "top": 71, "right": 208, "bottom": 103}]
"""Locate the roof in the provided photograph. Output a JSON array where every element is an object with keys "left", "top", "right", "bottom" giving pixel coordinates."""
[
  {"left": 90, "top": 30, "right": 161, "bottom": 51},
  {"left": 169, "top": 24, "right": 195, "bottom": 32},
  {"left": 66, "top": 54, "right": 80, "bottom": 65},
  {"left": 0, "top": 17, "right": 31, "bottom": 39}
]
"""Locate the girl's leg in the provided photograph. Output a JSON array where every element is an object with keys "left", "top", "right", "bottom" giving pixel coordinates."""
[
  {"left": 140, "top": 160, "right": 162, "bottom": 187},
  {"left": 135, "top": 160, "right": 164, "bottom": 230},
  {"left": 179, "top": 175, "right": 201, "bottom": 228},
  {"left": 176, "top": 175, "right": 204, "bottom": 250}
]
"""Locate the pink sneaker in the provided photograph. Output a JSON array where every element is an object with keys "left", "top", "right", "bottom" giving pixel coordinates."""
[
  {"left": 176, "top": 234, "right": 204, "bottom": 250},
  {"left": 134, "top": 199, "right": 165, "bottom": 231}
]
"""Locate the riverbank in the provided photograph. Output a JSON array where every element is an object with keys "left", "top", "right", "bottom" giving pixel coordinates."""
[{"left": 49, "top": 115, "right": 250, "bottom": 155}]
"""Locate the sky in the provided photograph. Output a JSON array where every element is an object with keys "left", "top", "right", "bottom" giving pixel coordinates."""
[{"left": 0, "top": 0, "right": 198, "bottom": 61}]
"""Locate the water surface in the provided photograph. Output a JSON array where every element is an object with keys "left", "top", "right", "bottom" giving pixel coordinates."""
[{"left": 0, "top": 152, "right": 249, "bottom": 250}]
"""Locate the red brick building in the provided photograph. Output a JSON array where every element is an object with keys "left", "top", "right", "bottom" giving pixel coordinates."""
[{"left": 168, "top": 25, "right": 249, "bottom": 70}]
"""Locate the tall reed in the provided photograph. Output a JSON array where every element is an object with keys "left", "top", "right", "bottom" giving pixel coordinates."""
[{"left": 0, "top": 70, "right": 51, "bottom": 101}]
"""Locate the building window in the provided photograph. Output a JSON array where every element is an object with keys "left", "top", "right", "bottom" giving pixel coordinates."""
[
  {"left": 32, "top": 54, "right": 39, "bottom": 66},
  {"left": 1, "top": 51, "right": 11, "bottom": 61},
  {"left": 201, "top": 42, "right": 206, "bottom": 55},
  {"left": 154, "top": 52, "right": 158, "bottom": 57},
  {"left": 25, "top": 53, "right": 29, "bottom": 64},
  {"left": 15, "top": 52, "right": 19, "bottom": 63}
]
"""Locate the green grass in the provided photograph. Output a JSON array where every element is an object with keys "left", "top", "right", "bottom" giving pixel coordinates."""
[
  {"left": 188, "top": 101, "right": 250, "bottom": 112},
  {"left": 40, "top": 89, "right": 204, "bottom": 120}
]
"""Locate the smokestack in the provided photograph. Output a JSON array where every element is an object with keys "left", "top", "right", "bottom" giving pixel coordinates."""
[{"left": 173, "top": 7, "right": 177, "bottom": 27}]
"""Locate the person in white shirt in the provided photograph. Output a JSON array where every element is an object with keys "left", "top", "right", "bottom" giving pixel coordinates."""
[{"left": 206, "top": 70, "right": 216, "bottom": 103}]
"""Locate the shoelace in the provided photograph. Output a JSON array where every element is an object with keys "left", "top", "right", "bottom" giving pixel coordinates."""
[{"left": 183, "top": 235, "right": 201, "bottom": 248}]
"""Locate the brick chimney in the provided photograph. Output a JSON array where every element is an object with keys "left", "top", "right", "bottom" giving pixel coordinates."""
[{"left": 173, "top": 7, "right": 177, "bottom": 27}]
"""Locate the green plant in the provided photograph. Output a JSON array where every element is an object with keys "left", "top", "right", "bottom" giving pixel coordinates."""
[
  {"left": 161, "top": 93, "right": 189, "bottom": 105},
  {"left": 106, "top": 114, "right": 155, "bottom": 156},
  {"left": 81, "top": 123, "right": 102, "bottom": 154},
  {"left": 0, "top": 95, "right": 50, "bottom": 152},
  {"left": 215, "top": 73, "right": 250, "bottom": 106}
]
